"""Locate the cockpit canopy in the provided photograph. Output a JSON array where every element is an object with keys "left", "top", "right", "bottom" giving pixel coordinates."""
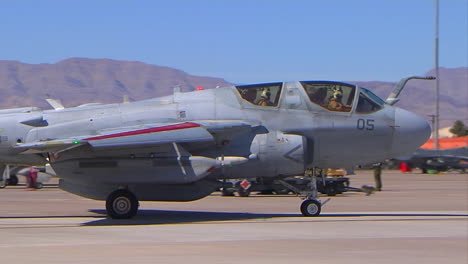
[
  {"left": 356, "top": 87, "right": 385, "bottom": 113},
  {"left": 235, "top": 81, "right": 385, "bottom": 114},
  {"left": 301, "top": 81, "right": 355, "bottom": 113},
  {"left": 236, "top": 82, "right": 282, "bottom": 107}
]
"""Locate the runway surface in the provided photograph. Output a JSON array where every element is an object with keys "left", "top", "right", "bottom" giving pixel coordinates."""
[{"left": 0, "top": 170, "right": 467, "bottom": 264}]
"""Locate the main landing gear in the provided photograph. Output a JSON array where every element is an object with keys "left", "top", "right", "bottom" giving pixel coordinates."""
[{"left": 106, "top": 189, "right": 139, "bottom": 219}]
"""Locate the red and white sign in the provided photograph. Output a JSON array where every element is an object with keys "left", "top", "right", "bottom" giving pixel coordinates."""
[{"left": 239, "top": 179, "right": 251, "bottom": 190}]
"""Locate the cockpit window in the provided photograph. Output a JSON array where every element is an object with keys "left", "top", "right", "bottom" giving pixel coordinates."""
[
  {"left": 236, "top": 82, "right": 282, "bottom": 107},
  {"left": 301, "top": 81, "right": 355, "bottom": 112},
  {"left": 360, "top": 87, "right": 385, "bottom": 105},
  {"left": 356, "top": 92, "right": 383, "bottom": 113}
]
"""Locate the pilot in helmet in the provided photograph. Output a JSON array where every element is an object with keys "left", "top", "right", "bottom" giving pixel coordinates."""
[{"left": 258, "top": 88, "right": 271, "bottom": 106}]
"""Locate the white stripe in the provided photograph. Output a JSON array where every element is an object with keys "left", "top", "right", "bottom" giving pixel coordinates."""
[{"left": 173, "top": 142, "right": 187, "bottom": 176}]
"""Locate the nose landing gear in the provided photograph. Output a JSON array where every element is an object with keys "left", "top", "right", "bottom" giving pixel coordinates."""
[
  {"left": 276, "top": 168, "right": 330, "bottom": 217},
  {"left": 300, "top": 199, "right": 321, "bottom": 216},
  {"left": 300, "top": 168, "right": 332, "bottom": 217}
]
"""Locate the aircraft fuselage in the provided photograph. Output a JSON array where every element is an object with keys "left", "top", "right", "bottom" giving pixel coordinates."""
[{"left": 0, "top": 81, "right": 431, "bottom": 204}]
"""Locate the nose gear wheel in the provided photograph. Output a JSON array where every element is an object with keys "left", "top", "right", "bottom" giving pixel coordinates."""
[{"left": 300, "top": 199, "right": 321, "bottom": 216}]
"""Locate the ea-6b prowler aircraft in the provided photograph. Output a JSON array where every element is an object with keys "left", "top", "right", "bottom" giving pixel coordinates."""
[{"left": 0, "top": 76, "right": 433, "bottom": 218}]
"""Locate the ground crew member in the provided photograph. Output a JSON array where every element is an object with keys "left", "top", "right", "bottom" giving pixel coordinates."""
[
  {"left": 26, "top": 167, "right": 38, "bottom": 190},
  {"left": 0, "top": 165, "right": 8, "bottom": 188},
  {"left": 373, "top": 163, "right": 382, "bottom": 191}
]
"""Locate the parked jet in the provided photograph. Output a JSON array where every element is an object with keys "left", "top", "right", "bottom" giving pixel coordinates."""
[
  {"left": 396, "top": 147, "right": 468, "bottom": 173},
  {"left": 0, "top": 76, "right": 433, "bottom": 218},
  {"left": 0, "top": 164, "right": 57, "bottom": 188}
]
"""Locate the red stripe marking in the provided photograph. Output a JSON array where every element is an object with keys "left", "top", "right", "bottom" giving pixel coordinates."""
[{"left": 85, "top": 122, "right": 201, "bottom": 141}]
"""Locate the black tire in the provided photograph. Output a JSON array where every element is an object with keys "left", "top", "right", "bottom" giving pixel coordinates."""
[
  {"left": 35, "top": 182, "right": 43, "bottom": 189},
  {"left": 274, "top": 189, "right": 290, "bottom": 195},
  {"left": 237, "top": 189, "right": 251, "bottom": 197},
  {"left": 221, "top": 189, "right": 235, "bottom": 196},
  {"left": 336, "top": 183, "right": 346, "bottom": 194},
  {"left": 106, "top": 189, "right": 139, "bottom": 219},
  {"left": 325, "top": 186, "right": 337, "bottom": 196},
  {"left": 7, "top": 175, "right": 19, "bottom": 186},
  {"left": 300, "top": 199, "right": 321, "bottom": 217}
]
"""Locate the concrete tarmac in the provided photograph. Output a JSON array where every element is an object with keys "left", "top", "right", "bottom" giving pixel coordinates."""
[{"left": 0, "top": 170, "right": 466, "bottom": 264}]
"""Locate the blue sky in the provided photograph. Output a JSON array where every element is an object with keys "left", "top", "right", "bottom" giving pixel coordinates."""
[{"left": 1, "top": 0, "right": 466, "bottom": 84}]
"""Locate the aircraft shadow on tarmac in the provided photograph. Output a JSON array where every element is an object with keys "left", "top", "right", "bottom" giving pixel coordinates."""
[
  {"left": 81, "top": 209, "right": 468, "bottom": 226},
  {"left": 83, "top": 209, "right": 299, "bottom": 226}
]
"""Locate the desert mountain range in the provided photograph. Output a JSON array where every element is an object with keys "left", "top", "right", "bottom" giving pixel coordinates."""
[
  {"left": 0, "top": 58, "right": 231, "bottom": 109},
  {"left": 0, "top": 58, "right": 466, "bottom": 127}
]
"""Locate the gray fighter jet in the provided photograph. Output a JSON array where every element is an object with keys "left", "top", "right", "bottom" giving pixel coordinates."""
[{"left": 0, "top": 76, "right": 432, "bottom": 218}]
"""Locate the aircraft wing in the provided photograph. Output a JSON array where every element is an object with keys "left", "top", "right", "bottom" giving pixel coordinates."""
[
  {"left": 16, "top": 120, "right": 264, "bottom": 153},
  {"left": 15, "top": 138, "right": 85, "bottom": 153},
  {"left": 85, "top": 122, "right": 213, "bottom": 148}
]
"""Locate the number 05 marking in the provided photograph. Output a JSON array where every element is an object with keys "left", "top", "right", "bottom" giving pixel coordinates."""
[{"left": 357, "top": 119, "right": 374, "bottom": 130}]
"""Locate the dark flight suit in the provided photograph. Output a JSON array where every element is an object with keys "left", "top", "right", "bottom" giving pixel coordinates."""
[{"left": 373, "top": 163, "right": 382, "bottom": 191}]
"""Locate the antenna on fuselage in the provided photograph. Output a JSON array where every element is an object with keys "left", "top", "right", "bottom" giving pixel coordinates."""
[{"left": 386, "top": 76, "right": 436, "bottom": 105}]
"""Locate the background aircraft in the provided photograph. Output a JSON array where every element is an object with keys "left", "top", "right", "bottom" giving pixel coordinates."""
[
  {"left": 0, "top": 77, "right": 432, "bottom": 218},
  {"left": 396, "top": 147, "right": 468, "bottom": 173},
  {"left": 0, "top": 165, "right": 55, "bottom": 188}
]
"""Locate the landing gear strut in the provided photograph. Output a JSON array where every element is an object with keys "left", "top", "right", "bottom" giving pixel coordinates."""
[
  {"left": 300, "top": 168, "right": 329, "bottom": 217},
  {"left": 275, "top": 168, "right": 328, "bottom": 216},
  {"left": 106, "top": 189, "right": 139, "bottom": 219}
]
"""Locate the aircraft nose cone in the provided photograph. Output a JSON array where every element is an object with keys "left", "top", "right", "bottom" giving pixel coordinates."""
[{"left": 392, "top": 108, "right": 431, "bottom": 157}]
